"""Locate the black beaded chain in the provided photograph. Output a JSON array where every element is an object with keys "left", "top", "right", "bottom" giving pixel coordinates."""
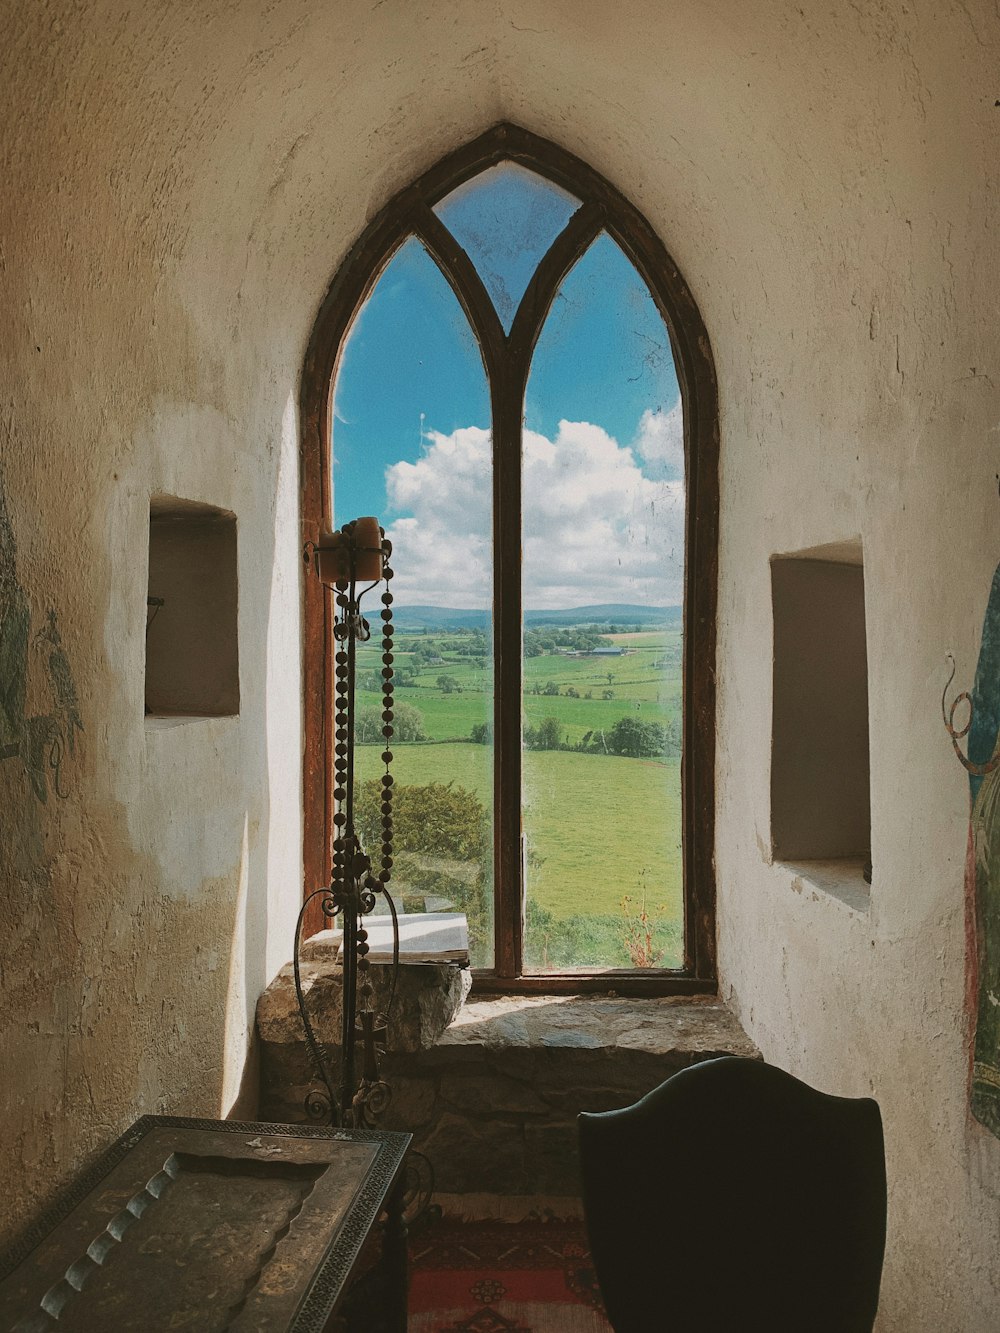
[
  {"left": 378, "top": 551, "right": 396, "bottom": 887},
  {"left": 322, "top": 527, "right": 396, "bottom": 1129},
  {"left": 329, "top": 532, "right": 395, "bottom": 892},
  {"left": 356, "top": 547, "right": 395, "bottom": 1023}
]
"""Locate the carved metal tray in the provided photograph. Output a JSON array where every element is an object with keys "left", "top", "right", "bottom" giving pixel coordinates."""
[{"left": 0, "top": 1116, "right": 410, "bottom": 1332}]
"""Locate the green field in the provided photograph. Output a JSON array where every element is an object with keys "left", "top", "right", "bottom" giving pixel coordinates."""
[
  {"left": 355, "top": 628, "right": 682, "bottom": 745},
  {"left": 351, "top": 626, "right": 685, "bottom": 969},
  {"left": 356, "top": 740, "right": 681, "bottom": 916}
]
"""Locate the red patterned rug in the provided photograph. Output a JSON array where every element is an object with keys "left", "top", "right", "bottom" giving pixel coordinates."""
[{"left": 408, "top": 1218, "right": 611, "bottom": 1332}]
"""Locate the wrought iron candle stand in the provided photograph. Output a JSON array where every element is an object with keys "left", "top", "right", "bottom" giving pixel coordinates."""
[{"left": 296, "top": 517, "right": 401, "bottom": 1131}]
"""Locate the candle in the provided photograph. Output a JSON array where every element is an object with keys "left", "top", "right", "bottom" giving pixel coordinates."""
[{"left": 315, "top": 517, "right": 383, "bottom": 585}]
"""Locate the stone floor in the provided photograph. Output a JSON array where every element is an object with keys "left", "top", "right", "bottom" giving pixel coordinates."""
[{"left": 258, "top": 984, "right": 758, "bottom": 1196}]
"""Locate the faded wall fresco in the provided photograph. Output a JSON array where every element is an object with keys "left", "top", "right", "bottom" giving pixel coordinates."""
[
  {"left": 943, "top": 563, "right": 1000, "bottom": 1138},
  {"left": 0, "top": 467, "right": 82, "bottom": 802}
]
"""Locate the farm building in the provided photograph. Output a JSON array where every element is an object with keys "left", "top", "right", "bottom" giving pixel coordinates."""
[{"left": 1, "top": 3, "right": 999, "bottom": 1328}]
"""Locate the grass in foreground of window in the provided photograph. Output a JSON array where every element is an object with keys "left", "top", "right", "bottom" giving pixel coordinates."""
[{"left": 356, "top": 740, "right": 682, "bottom": 971}]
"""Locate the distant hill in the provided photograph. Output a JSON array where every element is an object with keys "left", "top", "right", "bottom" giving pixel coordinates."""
[{"left": 391, "top": 604, "right": 682, "bottom": 630}]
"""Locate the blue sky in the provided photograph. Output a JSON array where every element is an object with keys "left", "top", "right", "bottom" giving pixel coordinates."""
[{"left": 331, "top": 165, "right": 684, "bottom": 608}]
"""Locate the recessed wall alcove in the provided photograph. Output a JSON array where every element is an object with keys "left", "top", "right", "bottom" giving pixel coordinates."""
[
  {"left": 770, "top": 540, "right": 871, "bottom": 901},
  {"left": 144, "top": 496, "right": 240, "bottom": 721}
]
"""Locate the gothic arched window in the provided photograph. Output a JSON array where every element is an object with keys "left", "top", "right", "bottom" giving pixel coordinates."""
[{"left": 302, "top": 125, "right": 718, "bottom": 992}]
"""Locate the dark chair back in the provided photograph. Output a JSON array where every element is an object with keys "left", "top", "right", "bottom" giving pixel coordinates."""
[{"left": 578, "top": 1056, "right": 886, "bottom": 1332}]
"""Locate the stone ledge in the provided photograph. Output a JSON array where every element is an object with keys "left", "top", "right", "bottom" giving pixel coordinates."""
[
  {"left": 258, "top": 989, "right": 758, "bottom": 1196},
  {"left": 437, "top": 993, "right": 755, "bottom": 1056},
  {"left": 257, "top": 958, "right": 472, "bottom": 1054}
]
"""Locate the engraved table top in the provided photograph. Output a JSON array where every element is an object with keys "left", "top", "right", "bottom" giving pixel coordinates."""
[{"left": 0, "top": 1116, "right": 410, "bottom": 1333}]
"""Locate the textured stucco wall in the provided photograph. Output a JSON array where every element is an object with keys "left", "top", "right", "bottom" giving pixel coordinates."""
[
  {"left": 495, "top": 5, "right": 1000, "bottom": 1325},
  {"left": 0, "top": 0, "right": 501, "bottom": 1244},
  {"left": 1, "top": 1, "right": 998, "bottom": 1325}
]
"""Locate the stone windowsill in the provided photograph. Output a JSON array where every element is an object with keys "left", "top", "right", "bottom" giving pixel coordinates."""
[
  {"left": 258, "top": 979, "right": 758, "bottom": 1194},
  {"left": 435, "top": 992, "right": 758, "bottom": 1061}
]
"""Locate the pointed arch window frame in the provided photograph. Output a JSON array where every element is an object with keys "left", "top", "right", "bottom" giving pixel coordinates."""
[{"left": 301, "top": 124, "right": 719, "bottom": 994}]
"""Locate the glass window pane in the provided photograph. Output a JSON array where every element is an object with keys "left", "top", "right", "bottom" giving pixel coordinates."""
[
  {"left": 333, "top": 237, "right": 495, "bottom": 968},
  {"left": 433, "top": 163, "right": 580, "bottom": 332},
  {"left": 522, "top": 233, "right": 684, "bottom": 971}
]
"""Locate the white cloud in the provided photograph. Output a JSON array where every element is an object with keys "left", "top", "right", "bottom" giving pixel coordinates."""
[
  {"left": 632, "top": 403, "right": 684, "bottom": 481},
  {"left": 382, "top": 420, "right": 685, "bottom": 609}
]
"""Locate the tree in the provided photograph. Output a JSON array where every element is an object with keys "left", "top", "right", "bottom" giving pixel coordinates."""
[
  {"left": 393, "top": 701, "right": 428, "bottom": 741},
  {"left": 470, "top": 721, "right": 492, "bottom": 744},
  {"left": 606, "top": 715, "right": 667, "bottom": 758},
  {"left": 355, "top": 706, "right": 382, "bottom": 744},
  {"left": 524, "top": 626, "right": 604, "bottom": 655},
  {"left": 525, "top": 716, "right": 562, "bottom": 751},
  {"left": 436, "top": 674, "right": 462, "bottom": 694},
  {"left": 542, "top": 680, "right": 560, "bottom": 696},
  {"left": 355, "top": 701, "right": 426, "bottom": 743},
  {"left": 356, "top": 779, "right": 488, "bottom": 860},
  {"left": 354, "top": 780, "right": 492, "bottom": 959}
]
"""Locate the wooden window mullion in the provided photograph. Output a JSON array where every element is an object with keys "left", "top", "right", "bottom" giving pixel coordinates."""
[{"left": 492, "top": 363, "right": 524, "bottom": 978}]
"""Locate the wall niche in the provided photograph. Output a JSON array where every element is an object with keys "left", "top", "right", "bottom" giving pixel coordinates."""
[
  {"left": 145, "top": 496, "right": 239, "bottom": 719},
  {"left": 770, "top": 541, "right": 870, "bottom": 874}
]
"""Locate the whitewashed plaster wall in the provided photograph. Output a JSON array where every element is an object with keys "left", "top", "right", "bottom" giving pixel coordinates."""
[
  {"left": 499, "top": 5, "right": 1000, "bottom": 1327},
  {"left": 1, "top": 1, "right": 998, "bottom": 1326},
  {"left": 500, "top": 4, "right": 1000, "bottom": 1324},
  {"left": 0, "top": 0, "right": 503, "bottom": 1246}
]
